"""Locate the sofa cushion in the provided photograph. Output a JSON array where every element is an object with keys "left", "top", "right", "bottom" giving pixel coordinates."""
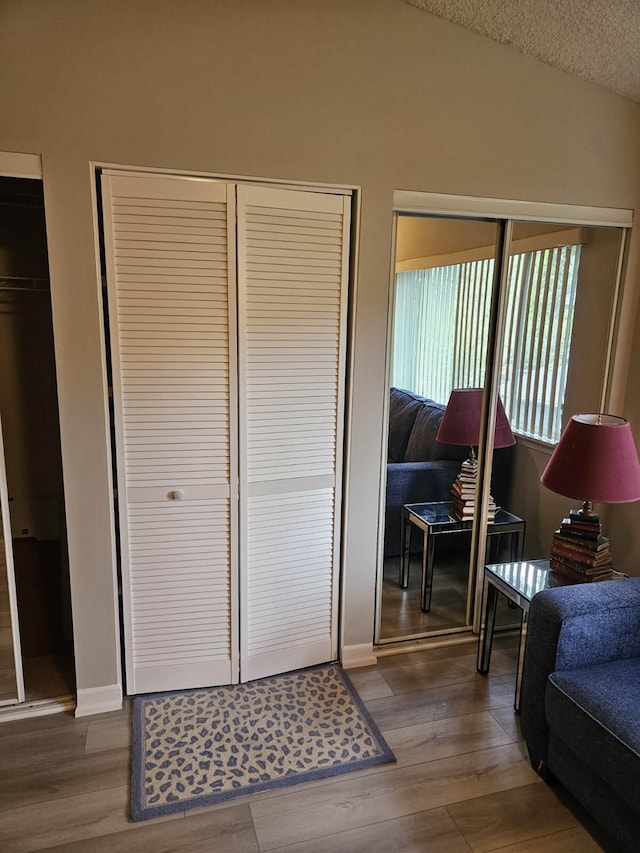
[
  {"left": 388, "top": 388, "right": 424, "bottom": 462},
  {"left": 404, "top": 400, "right": 445, "bottom": 462},
  {"left": 432, "top": 433, "right": 469, "bottom": 464},
  {"left": 546, "top": 658, "right": 640, "bottom": 818}
]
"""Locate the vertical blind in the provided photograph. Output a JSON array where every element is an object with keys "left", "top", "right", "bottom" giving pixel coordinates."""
[
  {"left": 392, "top": 244, "right": 581, "bottom": 443},
  {"left": 392, "top": 266, "right": 457, "bottom": 405},
  {"left": 501, "top": 246, "right": 580, "bottom": 442},
  {"left": 453, "top": 260, "right": 494, "bottom": 390}
]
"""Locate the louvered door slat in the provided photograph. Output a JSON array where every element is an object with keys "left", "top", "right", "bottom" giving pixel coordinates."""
[
  {"left": 102, "top": 173, "right": 238, "bottom": 694},
  {"left": 237, "top": 186, "right": 349, "bottom": 681}
]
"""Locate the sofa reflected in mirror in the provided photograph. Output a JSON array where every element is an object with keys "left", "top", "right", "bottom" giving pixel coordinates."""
[
  {"left": 384, "top": 388, "right": 513, "bottom": 557},
  {"left": 380, "top": 388, "right": 514, "bottom": 641}
]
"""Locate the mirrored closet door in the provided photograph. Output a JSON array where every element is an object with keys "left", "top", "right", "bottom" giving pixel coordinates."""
[
  {"left": 0, "top": 173, "right": 75, "bottom": 709},
  {"left": 378, "top": 207, "right": 629, "bottom": 646},
  {"left": 0, "top": 412, "right": 24, "bottom": 705},
  {"left": 491, "top": 221, "right": 627, "bottom": 584},
  {"left": 379, "top": 214, "right": 502, "bottom": 642}
]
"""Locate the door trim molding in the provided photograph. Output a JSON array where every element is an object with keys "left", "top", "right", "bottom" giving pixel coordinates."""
[
  {"left": 393, "top": 190, "right": 633, "bottom": 228},
  {"left": 0, "top": 151, "right": 42, "bottom": 179},
  {"left": 99, "top": 163, "right": 355, "bottom": 195}
]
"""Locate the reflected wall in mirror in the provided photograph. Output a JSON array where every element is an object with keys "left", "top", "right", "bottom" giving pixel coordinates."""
[{"left": 499, "top": 222, "right": 625, "bottom": 564}]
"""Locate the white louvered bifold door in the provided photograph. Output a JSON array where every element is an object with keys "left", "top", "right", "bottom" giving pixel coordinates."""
[
  {"left": 102, "top": 173, "right": 238, "bottom": 694},
  {"left": 237, "top": 185, "right": 350, "bottom": 681}
]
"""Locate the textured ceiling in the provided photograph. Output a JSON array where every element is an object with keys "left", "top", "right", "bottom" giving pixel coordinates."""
[{"left": 403, "top": 0, "right": 640, "bottom": 103}]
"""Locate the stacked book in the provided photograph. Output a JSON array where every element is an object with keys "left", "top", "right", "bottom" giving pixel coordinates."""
[
  {"left": 550, "top": 510, "right": 613, "bottom": 582},
  {"left": 450, "top": 459, "right": 496, "bottom": 522}
]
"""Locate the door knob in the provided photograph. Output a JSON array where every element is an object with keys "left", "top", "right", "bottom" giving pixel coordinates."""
[{"left": 168, "top": 489, "right": 184, "bottom": 501}]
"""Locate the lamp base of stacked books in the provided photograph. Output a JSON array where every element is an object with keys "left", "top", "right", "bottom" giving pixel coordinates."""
[
  {"left": 550, "top": 508, "right": 613, "bottom": 583},
  {"left": 450, "top": 455, "right": 496, "bottom": 522}
]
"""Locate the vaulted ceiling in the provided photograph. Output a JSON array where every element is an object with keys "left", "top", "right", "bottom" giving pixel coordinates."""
[{"left": 403, "top": 0, "right": 640, "bottom": 103}]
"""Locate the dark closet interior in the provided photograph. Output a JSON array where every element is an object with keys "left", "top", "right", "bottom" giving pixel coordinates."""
[{"left": 0, "top": 176, "right": 75, "bottom": 704}]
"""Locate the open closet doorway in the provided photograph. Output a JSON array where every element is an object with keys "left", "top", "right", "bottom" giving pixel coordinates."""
[
  {"left": 377, "top": 204, "right": 628, "bottom": 646},
  {"left": 0, "top": 175, "right": 75, "bottom": 707}
]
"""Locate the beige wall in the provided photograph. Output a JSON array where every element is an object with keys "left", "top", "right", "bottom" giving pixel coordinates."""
[
  {"left": 1, "top": 0, "right": 639, "bottom": 695},
  {"left": 395, "top": 218, "right": 577, "bottom": 265},
  {"left": 396, "top": 217, "right": 497, "bottom": 263}
]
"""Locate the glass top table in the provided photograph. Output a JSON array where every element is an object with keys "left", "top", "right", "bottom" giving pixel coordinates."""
[
  {"left": 476, "top": 559, "right": 626, "bottom": 712},
  {"left": 400, "top": 501, "right": 526, "bottom": 612}
]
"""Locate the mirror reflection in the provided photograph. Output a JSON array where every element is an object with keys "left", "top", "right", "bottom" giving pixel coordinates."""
[
  {"left": 379, "top": 215, "right": 624, "bottom": 644},
  {"left": 380, "top": 215, "right": 499, "bottom": 640},
  {"left": 0, "top": 496, "right": 19, "bottom": 702},
  {"left": 501, "top": 222, "right": 625, "bottom": 565}
]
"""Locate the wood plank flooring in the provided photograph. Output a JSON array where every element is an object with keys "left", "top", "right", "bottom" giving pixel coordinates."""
[
  {"left": 379, "top": 552, "right": 520, "bottom": 641},
  {"left": 0, "top": 640, "right": 616, "bottom": 852},
  {"left": 379, "top": 552, "right": 470, "bottom": 639}
]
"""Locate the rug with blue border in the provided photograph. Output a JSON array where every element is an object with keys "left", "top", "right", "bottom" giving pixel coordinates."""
[{"left": 131, "top": 663, "right": 395, "bottom": 821}]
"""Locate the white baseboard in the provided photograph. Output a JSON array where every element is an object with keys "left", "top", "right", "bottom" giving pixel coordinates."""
[
  {"left": 341, "top": 643, "right": 377, "bottom": 669},
  {"left": 75, "top": 684, "right": 123, "bottom": 717}
]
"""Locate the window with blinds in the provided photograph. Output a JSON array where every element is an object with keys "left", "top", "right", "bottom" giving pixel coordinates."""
[{"left": 392, "top": 244, "right": 582, "bottom": 443}]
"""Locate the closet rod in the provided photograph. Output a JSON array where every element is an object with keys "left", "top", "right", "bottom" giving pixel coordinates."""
[{"left": 0, "top": 276, "right": 49, "bottom": 293}]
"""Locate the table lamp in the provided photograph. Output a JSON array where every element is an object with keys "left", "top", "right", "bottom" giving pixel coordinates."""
[
  {"left": 541, "top": 413, "right": 640, "bottom": 581},
  {"left": 436, "top": 388, "right": 515, "bottom": 520}
]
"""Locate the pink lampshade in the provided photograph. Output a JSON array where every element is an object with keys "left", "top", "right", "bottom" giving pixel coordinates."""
[
  {"left": 541, "top": 414, "right": 640, "bottom": 503},
  {"left": 436, "top": 388, "right": 516, "bottom": 449}
]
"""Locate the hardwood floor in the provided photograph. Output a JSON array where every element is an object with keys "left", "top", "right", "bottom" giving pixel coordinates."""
[
  {"left": 379, "top": 552, "right": 470, "bottom": 639},
  {"left": 0, "top": 640, "right": 616, "bottom": 852},
  {"left": 379, "top": 551, "right": 520, "bottom": 641}
]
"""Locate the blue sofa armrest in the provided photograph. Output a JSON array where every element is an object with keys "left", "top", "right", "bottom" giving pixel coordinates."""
[{"left": 521, "top": 578, "right": 640, "bottom": 774}]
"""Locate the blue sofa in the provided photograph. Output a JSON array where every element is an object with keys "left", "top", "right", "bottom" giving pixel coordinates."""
[
  {"left": 384, "top": 388, "right": 512, "bottom": 556},
  {"left": 520, "top": 578, "right": 640, "bottom": 852}
]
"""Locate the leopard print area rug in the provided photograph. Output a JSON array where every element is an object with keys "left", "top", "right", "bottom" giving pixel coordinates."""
[{"left": 130, "top": 664, "right": 395, "bottom": 821}]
